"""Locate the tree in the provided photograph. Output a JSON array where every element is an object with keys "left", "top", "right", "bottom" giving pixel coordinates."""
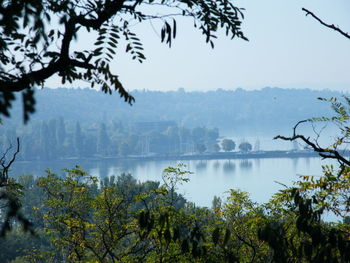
[
  {"left": 48, "top": 119, "right": 58, "bottom": 159},
  {"left": 56, "top": 117, "right": 66, "bottom": 156},
  {"left": 221, "top": 139, "right": 235, "bottom": 152},
  {"left": 195, "top": 142, "right": 206, "bottom": 154},
  {"left": 97, "top": 123, "right": 110, "bottom": 156},
  {"left": 206, "top": 128, "right": 219, "bottom": 142},
  {"left": 39, "top": 121, "right": 51, "bottom": 160},
  {"left": 165, "top": 126, "right": 180, "bottom": 153},
  {"left": 118, "top": 141, "right": 131, "bottom": 157},
  {"left": 0, "top": 0, "right": 247, "bottom": 122},
  {"left": 74, "top": 121, "right": 83, "bottom": 157},
  {"left": 56, "top": 117, "right": 66, "bottom": 145},
  {"left": 191, "top": 127, "right": 207, "bottom": 143},
  {"left": 211, "top": 143, "right": 220, "bottom": 153},
  {"left": 238, "top": 142, "right": 252, "bottom": 152},
  {"left": 22, "top": 165, "right": 212, "bottom": 262}
]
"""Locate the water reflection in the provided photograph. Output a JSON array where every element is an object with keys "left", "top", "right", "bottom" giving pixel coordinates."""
[
  {"left": 213, "top": 161, "right": 220, "bottom": 171},
  {"left": 114, "top": 160, "right": 135, "bottom": 171},
  {"left": 304, "top": 158, "right": 310, "bottom": 170},
  {"left": 254, "top": 158, "right": 260, "bottom": 170},
  {"left": 239, "top": 160, "right": 252, "bottom": 170},
  {"left": 223, "top": 161, "right": 236, "bottom": 174},
  {"left": 195, "top": 161, "right": 207, "bottom": 172},
  {"left": 292, "top": 158, "right": 299, "bottom": 172},
  {"left": 11, "top": 157, "right": 327, "bottom": 207}
]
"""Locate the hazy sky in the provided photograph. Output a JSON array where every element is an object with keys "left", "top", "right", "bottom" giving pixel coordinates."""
[{"left": 49, "top": 1, "right": 350, "bottom": 92}]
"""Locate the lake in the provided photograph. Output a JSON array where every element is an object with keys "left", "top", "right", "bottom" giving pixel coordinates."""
[{"left": 11, "top": 157, "right": 330, "bottom": 207}]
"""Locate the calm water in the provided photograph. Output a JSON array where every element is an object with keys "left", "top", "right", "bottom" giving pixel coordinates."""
[{"left": 11, "top": 157, "right": 331, "bottom": 207}]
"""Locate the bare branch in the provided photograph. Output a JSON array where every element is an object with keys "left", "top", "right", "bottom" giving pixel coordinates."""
[
  {"left": 274, "top": 120, "right": 350, "bottom": 166},
  {"left": 0, "top": 138, "right": 20, "bottom": 184},
  {"left": 6, "top": 138, "right": 20, "bottom": 172},
  {"left": 292, "top": 120, "right": 308, "bottom": 137},
  {"left": 302, "top": 8, "right": 350, "bottom": 40}
]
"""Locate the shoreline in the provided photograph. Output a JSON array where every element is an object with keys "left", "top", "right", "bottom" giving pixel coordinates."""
[{"left": 17, "top": 150, "right": 345, "bottom": 163}]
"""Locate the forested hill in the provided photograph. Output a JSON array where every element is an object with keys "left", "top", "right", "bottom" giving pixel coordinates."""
[{"left": 6, "top": 87, "right": 344, "bottom": 135}]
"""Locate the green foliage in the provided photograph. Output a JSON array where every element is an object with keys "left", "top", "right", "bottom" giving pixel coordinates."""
[
  {"left": 260, "top": 186, "right": 350, "bottom": 262},
  {"left": 0, "top": 165, "right": 276, "bottom": 262},
  {"left": 218, "top": 190, "right": 270, "bottom": 262},
  {"left": 6, "top": 162, "right": 350, "bottom": 262},
  {"left": 11, "top": 164, "right": 206, "bottom": 262}
]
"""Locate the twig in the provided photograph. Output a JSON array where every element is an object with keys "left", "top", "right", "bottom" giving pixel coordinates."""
[{"left": 302, "top": 8, "right": 350, "bottom": 39}]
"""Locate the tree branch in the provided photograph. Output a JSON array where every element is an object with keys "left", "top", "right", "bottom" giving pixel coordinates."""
[
  {"left": 70, "top": 59, "right": 96, "bottom": 70},
  {"left": 274, "top": 121, "right": 350, "bottom": 166},
  {"left": 0, "top": 138, "right": 20, "bottom": 184},
  {"left": 0, "top": 57, "right": 91, "bottom": 92},
  {"left": 0, "top": 1, "right": 125, "bottom": 93},
  {"left": 75, "top": 1, "right": 127, "bottom": 30},
  {"left": 0, "top": 17, "right": 77, "bottom": 92},
  {"left": 302, "top": 8, "right": 350, "bottom": 39}
]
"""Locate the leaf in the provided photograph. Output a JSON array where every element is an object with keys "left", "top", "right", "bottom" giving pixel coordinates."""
[
  {"left": 173, "top": 19, "right": 177, "bottom": 38},
  {"left": 161, "top": 28, "right": 165, "bottom": 42},
  {"left": 94, "top": 47, "right": 103, "bottom": 54},
  {"left": 108, "top": 41, "right": 117, "bottom": 48},
  {"left": 94, "top": 41, "right": 104, "bottom": 46}
]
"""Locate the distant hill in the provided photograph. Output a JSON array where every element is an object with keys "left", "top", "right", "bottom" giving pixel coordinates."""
[{"left": 4, "top": 87, "right": 345, "bottom": 135}]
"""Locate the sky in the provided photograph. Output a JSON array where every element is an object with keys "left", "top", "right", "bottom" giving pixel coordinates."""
[{"left": 48, "top": 0, "right": 350, "bottom": 92}]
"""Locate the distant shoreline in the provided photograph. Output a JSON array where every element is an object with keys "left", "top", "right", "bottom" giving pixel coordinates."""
[{"left": 18, "top": 150, "right": 347, "bottom": 163}]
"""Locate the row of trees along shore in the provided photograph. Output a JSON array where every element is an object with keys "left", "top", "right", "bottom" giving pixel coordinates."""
[{"left": 0, "top": 119, "right": 255, "bottom": 161}]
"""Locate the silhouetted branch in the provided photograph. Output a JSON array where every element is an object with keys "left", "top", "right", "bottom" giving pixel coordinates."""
[
  {"left": 0, "top": 138, "right": 20, "bottom": 185},
  {"left": 302, "top": 8, "right": 350, "bottom": 39},
  {"left": 0, "top": 138, "right": 34, "bottom": 236},
  {"left": 274, "top": 121, "right": 350, "bottom": 166}
]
